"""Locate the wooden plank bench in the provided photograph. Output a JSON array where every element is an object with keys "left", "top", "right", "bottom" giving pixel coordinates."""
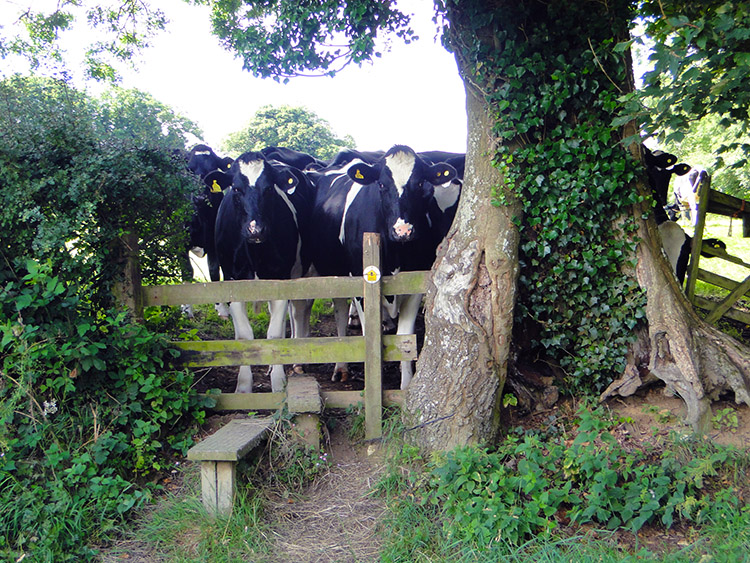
[{"left": 187, "top": 417, "right": 273, "bottom": 515}]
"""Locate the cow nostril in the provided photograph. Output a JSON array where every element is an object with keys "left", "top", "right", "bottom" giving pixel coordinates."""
[{"left": 393, "top": 218, "right": 413, "bottom": 239}]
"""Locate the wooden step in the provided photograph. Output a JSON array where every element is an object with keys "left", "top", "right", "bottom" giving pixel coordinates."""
[{"left": 188, "top": 417, "right": 274, "bottom": 515}]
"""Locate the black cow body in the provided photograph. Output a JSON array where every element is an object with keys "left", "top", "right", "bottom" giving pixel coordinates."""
[
  {"left": 260, "top": 146, "right": 324, "bottom": 171},
  {"left": 214, "top": 152, "right": 317, "bottom": 392},
  {"left": 309, "top": 145, "right": 457, "bottom": 387},
  {"left": 643, "top": 147, "right": 724, "bottom": 285},
  {"left": 186, "top": 145, "right": 233, "bottom": 285}
]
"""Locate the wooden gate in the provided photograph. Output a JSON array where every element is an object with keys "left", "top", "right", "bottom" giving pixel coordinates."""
[
  {"left": 685, "top": 176, "right": 750, "bottom": 325},
  {"left": 124, "top": 233, "right": 426, "bottom": 439}
]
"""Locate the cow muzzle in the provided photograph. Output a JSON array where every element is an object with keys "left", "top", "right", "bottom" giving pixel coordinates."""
[
  {"left": 245, "top": 220, "right": 265, "bottom": 243},
  {"left": 391, "top": 218, "right": 414, "bottom": 241}
]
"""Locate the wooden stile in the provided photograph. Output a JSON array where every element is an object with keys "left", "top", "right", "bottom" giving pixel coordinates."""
[
  {"left": 684, "top": 180, "right": 750, "bottom": 324},
  {"left": 187, "top": 417, "right": 273, "bottom": 515},
  {"left": 132, "top": 233, "right": 424, "bottom": 439}
]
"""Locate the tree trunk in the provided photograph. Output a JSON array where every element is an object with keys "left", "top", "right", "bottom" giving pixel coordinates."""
[
  {"left": 404, "top": 1, "right": 750, "bottom": 451},
  {"left": 602, "top": 173, "right": 750, "bottom": 432},
  {"left": 404, "top": 86, "right": 521, "bottom": 450}
]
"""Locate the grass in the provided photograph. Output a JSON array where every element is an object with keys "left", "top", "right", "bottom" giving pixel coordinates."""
[
  {"left": 103, "top": 463, "right": 273, "bottom": 562},
  {"left": 687, "top": 214, "right": 750, "bottom": 306}
]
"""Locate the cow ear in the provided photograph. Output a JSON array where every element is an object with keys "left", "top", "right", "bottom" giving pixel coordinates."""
[
  {"left": 428, "top": 163, "right": 457, "bottom": 185},
  {"left": 204, "top": 170, "right": 232, "bottom": 193},
  {"left": 276, "top": 169, "right": 299, "bottom": 194},
  {"left": 644, "top": 147, "right": 677, "bottom": 169},
  {"left": 348, "top": 163, "right": 379, "bottom": 185},
  {"left": 673, "top": 163, "right": 691, "bottom": 176}
]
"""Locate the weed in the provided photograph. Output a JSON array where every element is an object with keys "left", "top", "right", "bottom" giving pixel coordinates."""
[
  {"left": 712, "top": 407, "right": 740, "bottom": 433},
  {"left": 642, "top": 404, "right": 677, "bottom": 424},
  {"left": 346, "top": 402, "right": 366, "bottom": 442},
  {"left": 378, "top": 404, "right": 750, "bottom": 560},
  {"left": 256, "top": 410, "right": 330, "bottom": 491}
]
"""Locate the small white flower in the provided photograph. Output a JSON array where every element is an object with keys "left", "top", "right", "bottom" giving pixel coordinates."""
[{"left": 42, "top": 399, "right": 58, "bottom": 417}]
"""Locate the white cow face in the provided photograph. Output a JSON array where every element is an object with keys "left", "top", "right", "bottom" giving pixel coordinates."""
[{"left": 232, "top": 154, "right": 298, "bottom": 244}]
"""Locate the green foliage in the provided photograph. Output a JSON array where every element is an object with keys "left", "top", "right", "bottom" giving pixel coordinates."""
[
  {"left": 0, "top": 2, "right": 168, "bottom": 81},
  {"left": 206, "top": 0, "right": 416, "bottom": 79},
  {"left": 631, "top": 1, "right": 750, "bottom": 167},
  {"left": 0, "top": 75, "right": 211, "bottom": 561},
  {"left": 0, "top": 259, "right": 212, "bottom": 561},
  {"left": 661, "top": 113, "right": 750, "bottom": 200},
  {"left": 220, "top": 104, "right": 355, "bottom": 160},
  {"left": 712, "top": 407, "right": 740, "bottom": 433},
  {"left": 423, "top": 406, "right": 747, "bottom": 547},
  {"left": 447, "top": 1, "right": 646, "bottom": 393},
  {"left": 0, "top": 76, "right": 200, "bottom": 299}
]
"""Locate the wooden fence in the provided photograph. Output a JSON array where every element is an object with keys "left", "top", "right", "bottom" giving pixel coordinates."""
[
  {"left": 685, "top": 177, "right": 750, "bottom": 325},
  {"left": 127, "top": 233, "right": 426, "bottom": 439}
]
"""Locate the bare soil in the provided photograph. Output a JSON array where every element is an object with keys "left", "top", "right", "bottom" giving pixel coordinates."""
[{"left": 260, "top": 418, "right": 388, "bottom": 563}]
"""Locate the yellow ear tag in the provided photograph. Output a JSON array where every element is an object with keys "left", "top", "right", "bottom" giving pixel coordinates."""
[
  {"left": 210, "top": 179, "right": 222, "bottom": 193},
  {"left": 355, "top": 169, "right": 365, "bottom": 180},
  {"left": 288, "top": 178, "right": 294, "bottom": 184},
  {"left": 443, "top": 170, "right": 450, "bottom": 176}
]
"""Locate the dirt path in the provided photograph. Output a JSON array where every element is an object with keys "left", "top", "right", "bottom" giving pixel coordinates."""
[{"left": 262, "top": 425, "right": 388, "bottom": 563}]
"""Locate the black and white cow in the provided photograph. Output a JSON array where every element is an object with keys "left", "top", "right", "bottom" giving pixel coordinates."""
[
  {"left": 420, "top": 151, "right": 465, "bottom": 257},
  {"left": 672, "top": 166, "right": 708, "bottom": 226},
  {"left": 325, "top": 148, "right": 385, "bottom": 170},
  {"left": 309, "top": 145, "right": 457, "bottom": 388},
  {"left": 186, "top": 145, "right": 234, "bottom": 316},
  {"left": 185, "top": 145, "right": 234, "bottom": 316},
  {"left": 260, "top": 146, "right": 324, "bottom": 171},
  {"left": 644, "top": 147, "right": 724, "bottom": 284},
  {"left": 214, "top": 152, "right": 317, "bottom": 392}
]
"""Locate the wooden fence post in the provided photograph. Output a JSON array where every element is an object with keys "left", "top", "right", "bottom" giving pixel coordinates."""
[
  {"left": 113, "top": 231, "right": 143, "bottom": 321},
  {"left": 363, "top": 233, "right": 383, "bottom": 440},
  {"left": 685, "top": 175, "right": 711, "bottom": 302}
]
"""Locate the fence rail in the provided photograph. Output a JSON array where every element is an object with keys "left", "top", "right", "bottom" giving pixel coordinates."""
[
  {"left": 134, "top": 233, "right": 427, "bottom": 439},
  {"left": 685, "top": 180, "right": 750, "bottom": 324}
]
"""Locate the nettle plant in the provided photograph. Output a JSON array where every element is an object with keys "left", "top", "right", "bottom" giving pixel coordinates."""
[{"left": 466, "top": 1, "right": 647, "bottom": 393}]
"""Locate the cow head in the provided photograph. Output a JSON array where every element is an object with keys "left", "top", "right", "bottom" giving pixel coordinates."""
[
  {"left": 347, "top": 145, "right": 457, "bottom": 243},
  {"left": 643, "top": 146, "right": 690, "bottom": 208},
  {"left": 230, "top": 152, "right": 299, "bottom": 244},
  {"left": 187, "top": 144, "right": 234, "bottom": 179}
]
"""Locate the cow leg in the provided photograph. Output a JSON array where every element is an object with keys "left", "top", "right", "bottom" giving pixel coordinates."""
[
  {"left": 267, "top": 299, "right": 289, "bottom": 392},
  {"left": 229, "top": 302, "right": 254, "bottom": 393},
  {"left": 290, "top": 299, "right": 313, "bottom": 374},
  {"left": 207, "top": 253, "right": 230, "bottom": 318},
  {"left": 353, "top": 297, "right": 366, "bottom": 336},
  {"left": 347, "top": 301, "right": 360, "bottom": 328},
  {"left": 382, "top": 295, "right": 398, "bottom": 332},
  {"left": 331, "top": 298, "right": 350, "bottom": 382},
  {"left": 396, "top": 293, "right": 423, "bottom": 390}
]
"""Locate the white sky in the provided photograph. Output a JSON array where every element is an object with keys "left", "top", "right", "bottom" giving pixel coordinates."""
[{"left": 1, "top": 0, "right": 468, "bottom": 154}]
